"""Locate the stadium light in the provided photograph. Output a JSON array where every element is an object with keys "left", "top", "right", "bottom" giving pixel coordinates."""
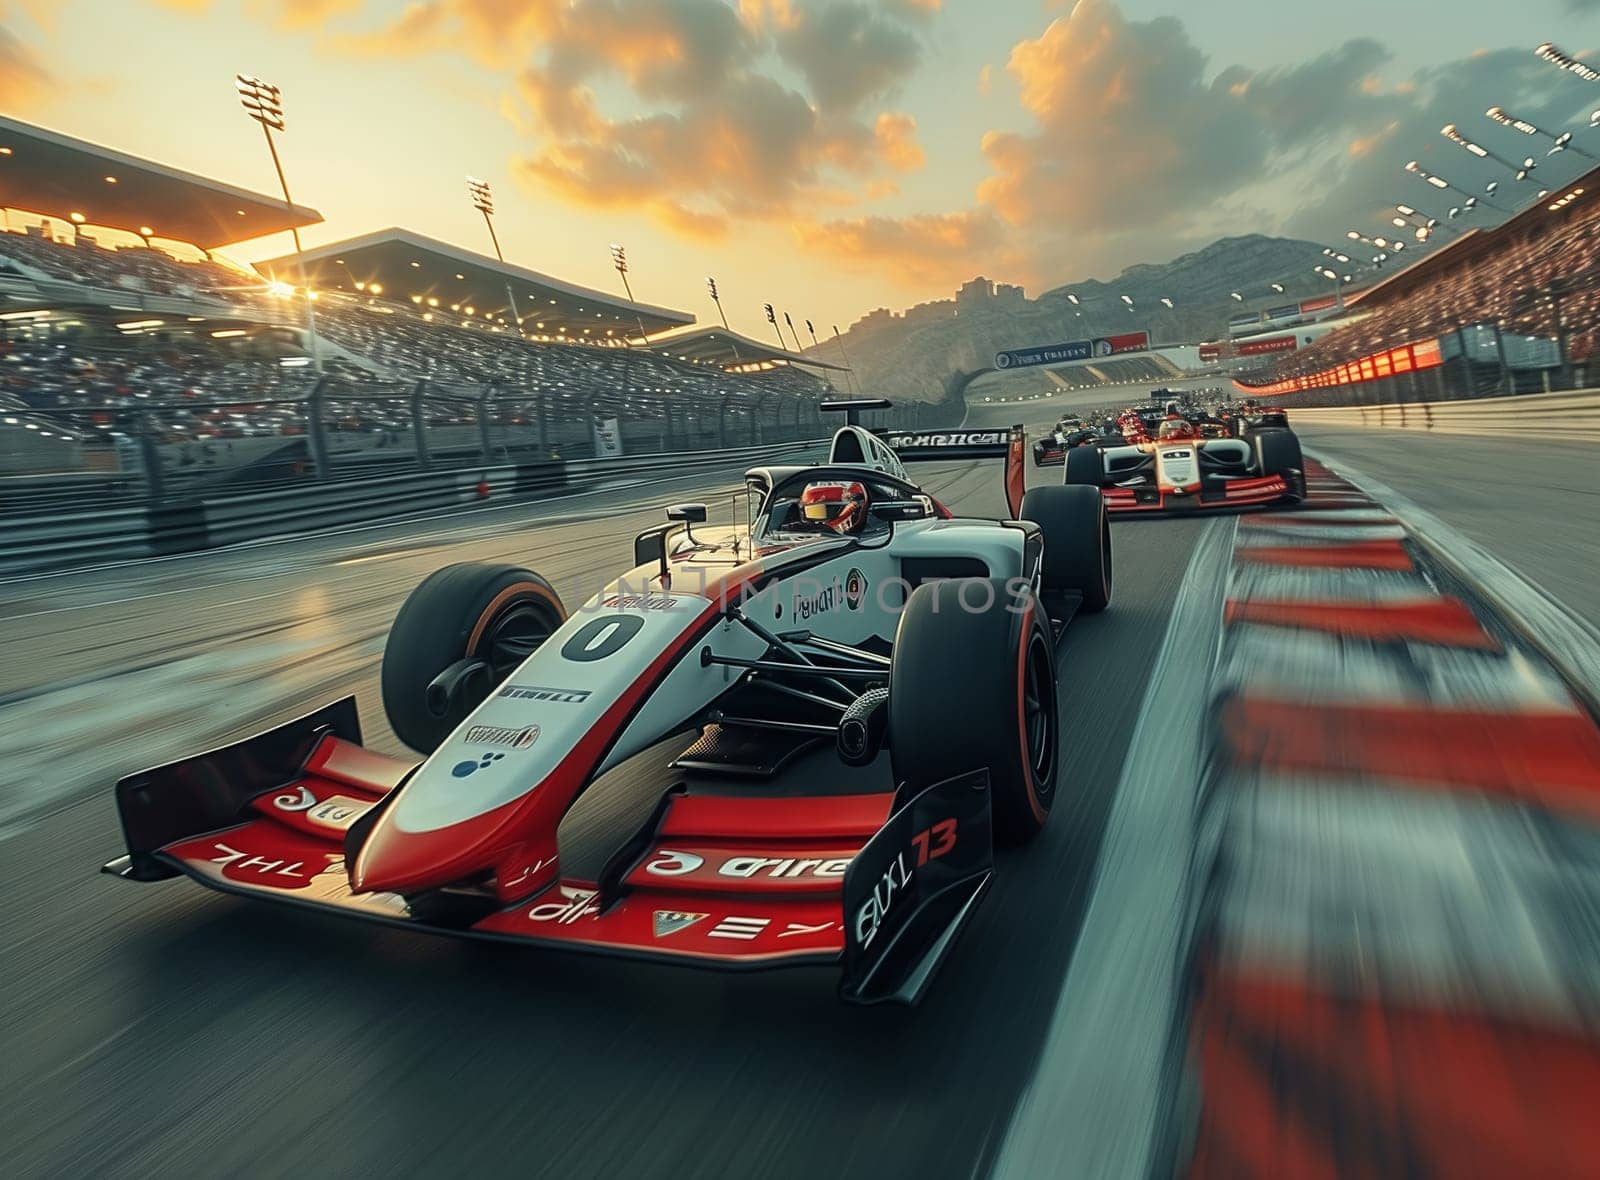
[
  {"left": 1535, "top": 42, "right": 1600, "bottom": 83},
  {"left": 831, "top": 324, "right": 858, "bottom": 395},
  {"left": 1441, "top": 123, "right": 1536, "bottom": 180},
  {"left": 1486, "top": 104, "right": 1600, "bottom": 162},
  {"left": 608, "top": 243, "right": 649, "bottom": 343},
  {"left": 464, "top": 176, "right": 528, "bottom": 339},
  {"left": 705, "top": 276, "right": 730, "bottom": 332},
  {"left": 237, "top": 73, "right": 320, "bottom": 371},
  {"left": 763, "top": 302, "right": 784, "bottom": 350},
  {"left": 1405, "top": 160, "right": 1511, "bottom": 212},
  {"left": 781, "top": 310, "right": 803, "bottom": 353}
]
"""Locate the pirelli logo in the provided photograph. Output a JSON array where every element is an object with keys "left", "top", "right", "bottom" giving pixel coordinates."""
[{"left": 886, "top": 431, "right": 1008, "bottom": 449}]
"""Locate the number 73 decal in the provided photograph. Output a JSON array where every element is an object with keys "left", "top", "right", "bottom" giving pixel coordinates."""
[{"left": 911, "top": 818, "right": 958, "bottom": 866}]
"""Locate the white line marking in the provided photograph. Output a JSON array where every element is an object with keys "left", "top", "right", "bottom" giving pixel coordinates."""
[{"left": 991, "top": 514, "right": 1236, "bottom": 1180}]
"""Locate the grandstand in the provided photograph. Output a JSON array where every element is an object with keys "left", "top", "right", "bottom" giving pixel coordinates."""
[
  {"left": 1243, "top": 165, "right": 1599, "bottom": 399},
  {"left": 0, "top": 114, "right": 320, "bottom": 249},
  {"left": 0, "top": 116, "right": 842, "bottom": 494},
  {"left": 257, "top": 228, "right": 692, "bottom": 343}
]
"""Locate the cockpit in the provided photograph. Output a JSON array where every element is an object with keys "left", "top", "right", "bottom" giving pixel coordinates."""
[{"left": 749, "top": 468, "right": 935, "bottom": 544}]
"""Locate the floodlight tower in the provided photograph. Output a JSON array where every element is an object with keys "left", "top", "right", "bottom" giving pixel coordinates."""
[
  {"left": 608, "top": 243, "right": 650, "bottom": 344},
  {"left": 466, "top": 177, "right": 527, "bottom": 338},
  {"left": 236, "top": 73, "right": 320, "bottom": 371}
]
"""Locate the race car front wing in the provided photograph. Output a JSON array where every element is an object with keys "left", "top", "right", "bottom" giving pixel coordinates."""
[{"left": 102, "top": 698, "right": 993, "bottom": 1006}]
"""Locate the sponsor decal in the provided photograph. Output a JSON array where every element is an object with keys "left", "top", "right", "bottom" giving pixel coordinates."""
[
  {"left": 854, "top": 851, "right": 912, "bottom": 950},
  {"left": 844, "top": 568, "right": 867, "bottom": 611},
  {"left": 886, "top": 431, "right": 1007, "bottom": 449},
  {"left": 463, "top": 724, "right": 541, "bottom": 749},
  {"left": 209, "top": 842, "right": 309, "bottom": 879},
  {"left": 601, "top": 594, "right": 681, "bottom": 611},
  {"left": 779, "top": 921, "right": 838, "bottom": 939},
  {"left": 793, "top": 571, "right": 867, "bottom": 622},
  {"left": 645, "top": 848, "right": 706, "bottom": 877},
  {"left": 707, "top": 916, "right": 770, "bottom": 941},
  {"left": 717, "top": 855, "right": 852, "bottom": 880},
  {"left": 450, "top": 752, "right": 506, "bottom": 778},
  {"left": 652, "top": 910, "right": 709, "bottom": 938},
  {"left": 498, "top": 685, "right": 592, "bottom": 703},
  {"left": 306, "top": 796, "right": 367, "bottom": 831},
  {"left": 854, "top": 818, "right": 959, "bottom": 950},
  {"left": 272, "top": 784, "right": 317, "bottom": 813},
  {"left": 994, "top": 331, "right": 1149, "bottom": 370},
  {"left": 527, "top": 886, "right": 599, "bottom": 924}
]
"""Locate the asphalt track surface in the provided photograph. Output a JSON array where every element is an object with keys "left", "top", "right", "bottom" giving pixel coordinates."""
[{"left": 0, "top": 401, "right": 1589, "bottom": 1179}]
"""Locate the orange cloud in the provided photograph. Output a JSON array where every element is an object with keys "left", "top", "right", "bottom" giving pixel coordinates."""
[
  {"left": 0, "top": 21, "right": 49, "bottom": 107},
  {"left": 793, "top": 209, "right": 1014, "bottom": 288},
  {"left": 875, "top": 112, "right": 925, "bottom": 172}
]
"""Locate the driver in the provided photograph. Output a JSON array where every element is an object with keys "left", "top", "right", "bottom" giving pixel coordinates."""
[
  {"left": 799, "top": 480, "right": 870, "bottom": 534},
  {"left": 1158, "top": 414, "right": 1199, "bottom": 441}
]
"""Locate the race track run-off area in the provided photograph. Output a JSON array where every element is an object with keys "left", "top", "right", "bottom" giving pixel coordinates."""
[{"left": 3, "top": 409, "right": 1600, "bottom": 1180}]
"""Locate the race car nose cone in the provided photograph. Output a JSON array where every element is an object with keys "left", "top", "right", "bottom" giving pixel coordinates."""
[{"left": 350, "top": 793, "right": 542, "bottom": 899}]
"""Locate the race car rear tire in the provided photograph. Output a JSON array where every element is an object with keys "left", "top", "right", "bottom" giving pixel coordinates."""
[
  {"left": 1021, "top": 484, "right": 1111, "bottom": 613},
  {"left": 888, "top": 578, "right": 1058, "bottom": 845},
  {"left": 1253, "top": 429, "right": 1304, "bottom": 499},
  {"left": 382, "top": 563, "right": 566, "bottom": 753},
  {"left": 1063, "top": 446, "right": 1103, "bottom": 486}
]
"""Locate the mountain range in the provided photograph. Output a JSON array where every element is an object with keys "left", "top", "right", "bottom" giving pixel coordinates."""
[{"left": 805, "top": 235, "right": 1378, "bottom": 401}]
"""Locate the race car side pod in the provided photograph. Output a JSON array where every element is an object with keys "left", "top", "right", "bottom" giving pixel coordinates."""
[{"left": 839, "top": 768, "right": 994, "bottom": 1005}]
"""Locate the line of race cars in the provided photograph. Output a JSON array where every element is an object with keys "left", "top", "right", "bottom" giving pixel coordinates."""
[
  {"left": 102, "top": 393, "right": 1301, "bottom": 1005},
  {"left": 1033, "top": 390, "right": 1305, "bottom": 514}
]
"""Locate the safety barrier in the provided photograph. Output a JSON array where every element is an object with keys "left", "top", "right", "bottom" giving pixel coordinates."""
[
  {"left": 1284, "top": 387, "right": 1600, "bottom": 443},
  {"left": 0, "top": 439, "right": 823, "bottom": 577}
]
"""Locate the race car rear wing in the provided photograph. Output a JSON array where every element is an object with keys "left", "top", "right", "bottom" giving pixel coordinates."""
[{"left": 879, "top": 425, "right": 1028, "bottom": 521}]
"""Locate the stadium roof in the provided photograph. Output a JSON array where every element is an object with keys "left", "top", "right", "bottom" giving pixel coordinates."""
[
  {"left": 0, "top": 114, "right": 322, "bottom": 250},
  {"left": 1350, "top": 162, "right": 1600, "bottom": 310},
  {"left": 257, "top": 227, "right": 695, "bottom": 339},
  {"left": 645, "top": 323, "right": 847, "bottom": 370}
]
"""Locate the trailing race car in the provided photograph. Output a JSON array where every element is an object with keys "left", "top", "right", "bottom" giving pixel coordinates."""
[
  {"left": 1062, "top": 409, "right": 1304, "bottom": 513},
  {"left": 103, "top": 400, "right": 1112, "bottom": 1006},
  {"left": 1032, "top": 416, "right": 1097, "bottom": 466}
]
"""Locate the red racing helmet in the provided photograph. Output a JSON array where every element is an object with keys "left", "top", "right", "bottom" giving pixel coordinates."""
[
  {"left": 799, "top": 480, "right": 870, "bottom": 534},
  {"left": 1159, "top": 415, "right": 1198, "bottom": 441}
]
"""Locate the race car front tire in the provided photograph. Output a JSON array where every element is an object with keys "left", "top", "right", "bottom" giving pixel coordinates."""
[
  {"left": 1253, "top": 429, "right": 1305, "bottom": 500},
  {"left": 1021, "top": 484, "right": 1112, "bottom": 614},
  {"left": 888, "top": 577, "right": 1058, "bottom": 845},
  {"left": 381, "top": 563, "right": 567, "bottom": 753},
  {"left": 1062, "top": 446, "right": 1104, "bottom": 487}
]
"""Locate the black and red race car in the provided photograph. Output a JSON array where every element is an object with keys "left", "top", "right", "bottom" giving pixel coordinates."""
[
  {"left": 1031, "top": 417, "right": 1101, "bottom": 466},
  {"left": 102, "top": 401, "right": 1113, "bottom": 1005}
]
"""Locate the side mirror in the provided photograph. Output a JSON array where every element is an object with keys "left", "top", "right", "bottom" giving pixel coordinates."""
[{"left": 666, "top": 503, "right": 708, "bottom": 524}]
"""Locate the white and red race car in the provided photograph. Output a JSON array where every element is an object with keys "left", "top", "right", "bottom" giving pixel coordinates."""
[
  {"left": 103, "top": 401, "right": 1112, "bottom": 1005},
  {"left": 1064, "top": 409, "right": 1305, "bottom": 513}
]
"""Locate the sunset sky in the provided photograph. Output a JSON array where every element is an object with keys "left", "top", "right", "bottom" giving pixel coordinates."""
[{"left": 3, "top": 0, "right": 1599, "bottom": 336}]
